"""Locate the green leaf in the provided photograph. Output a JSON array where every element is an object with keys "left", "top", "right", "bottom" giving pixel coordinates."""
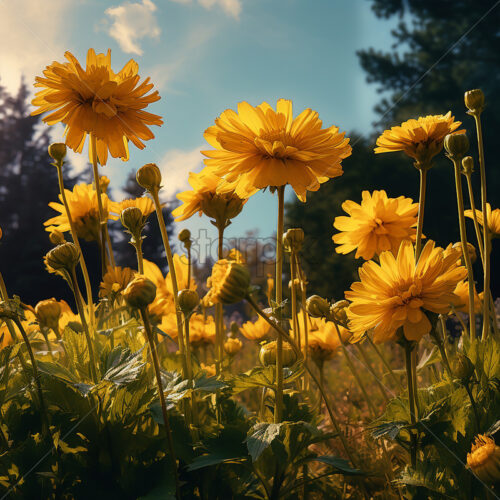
[
  {"left": 192, "top": 372, "right": 227, "bottom": 393},
  {"left": 306, "top": 456, "right": 363, "bottom": 475},
  {"left": 371, "top": 421, "right": 408, "bottom": 441},
  {"left": 486, "top": 419, "right": 500, "bottom": 436},
  {"left": 102, "top": 346, "right": 144, "bottom": 386},
  {"left": 246, "top": 423, "right": 282, "bottom": 462}
]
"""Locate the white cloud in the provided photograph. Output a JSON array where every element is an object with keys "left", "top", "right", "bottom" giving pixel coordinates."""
[
  {"left": 157, "top": 146, "right": 204, "bottom": 199},
  {"left": 0, "top": 0, "right": 72, "bottom": 93},
  {"left": 170, "top": 0, "right": 242, "bottom": 20},
  {"left": 105, "top": 0, "right": 160, "bottom": 55}
]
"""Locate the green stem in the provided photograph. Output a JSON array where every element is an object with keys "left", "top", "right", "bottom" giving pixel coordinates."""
[
  {"left": 246, "top": 295, "right": 357, "bottom": 467},
  {"left": 464, "top": 172, "right": 485, "bottom": 263},
  {"left": 473, "top": 113, "right": 491, "bottom": 339},
  {"left": 274, "top": 186, "right": 285, "bottom": 424},
  {"left": 55, "top": 162, "right": 95, "bottom": 326},
  {"left": 366, "top": 336, "right": 403, "bottom": 391},
  {"left": 404, "top": 343, "right": 418, "bottom": 469},
  {"left": 140, "top": 308, "right": 181, "bottom": 500},
  {"left": 183, "top": 312, "right": 196, "bottom": 432},
  {"left": 415, "top": 167, "right": 427, "bottom": 259},
  {"left": 452, "top": 158, "right": 476, "bottom": 339},
  {"left": 133, "top": 238, "right": 144, "bottom": 274},
  {"left": 14, "top": 319, "right": 51, "bottom": 440},
  {"left": 464, "top": 382, "right": 480, "bottom": 434},
  {"left": 435, "top": 317, "right": 453, "bottom": 378},
  {"left": 69, "top": 268, "right": 98, "bottom": 383}
]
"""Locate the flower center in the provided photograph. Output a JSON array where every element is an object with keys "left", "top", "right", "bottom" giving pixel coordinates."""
[{"left": 372, "top": 217, "right": 389, "bottom": 235}]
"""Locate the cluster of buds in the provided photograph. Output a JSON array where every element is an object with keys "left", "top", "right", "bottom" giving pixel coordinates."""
[{"left": 305, "top": 295, "right": 350, "bottom": 327}]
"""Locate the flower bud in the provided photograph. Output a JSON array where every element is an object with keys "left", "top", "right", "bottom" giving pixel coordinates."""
[
  {"left": 206, "top": 260, "right": 250, "bottom": 305},
  {"left": 177, "top": 289, "right": 199, "bottom": 314},
  {"left": 49, "top": 229, "right": 66, "bottom": 246},
  {"left": 136, "top": 163, "right": 162, "bottom": 192},
  {"left": 330, "top": 300, "right": 349, "bottom": 325},
  {"left": 48, "top": 143, "right": 67, "bottom": 163},
  {"left": 467, "top": 435, "right": 500, "bottom": 484},
  {"left": 230, "top": 321, "right": 240, "bottom": 337},
  {"left": 200, "top": 362, "right": 216, "bottom": 377},
  {"left": 120, "top": 206, "right": 144, "bottom": 235},
  {"left": 123, "top": 275, "right": 156, "bottom": 309},
  {"left": 35, "top": 299, "right": 61, "bottom": 331},
  {"left": 464, "top": 89, "right": 485, "bottom": 115},
  {"left": 224, "top": 337, "right": 242, "bottom": 356},
  {"left": 462, "top": 156, "right": 474, "bottom": 175},
  {"left": 452, "top": 353, "right": 475, "bottom": 382},
  {"left": 99, "top": 176, "right": 110, "bottom": 194},
  {"left": 283, "top": 228, "right": 304, "bottom": 252},
  {"left": 452, "top": 241, "right": 477, "bottom": 265},
  {"left": 444, "top": 133, "right": 469, "bottom": 161},
  {"left": 259, "top": 340, "right": 297, "bottom": 367},
  {"left": 45, "top": 243, "right": 80, "bottom": 271},
  {"left": 305, "top": 295, "right": 330, "bottom": 318},
  {"left": 178, "top": 229, "right": 191, "bottom": 243}
]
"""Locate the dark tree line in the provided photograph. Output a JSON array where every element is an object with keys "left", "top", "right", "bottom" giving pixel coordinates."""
[{"left": 286, "top": 0, "right": 500, "bottom": 300}]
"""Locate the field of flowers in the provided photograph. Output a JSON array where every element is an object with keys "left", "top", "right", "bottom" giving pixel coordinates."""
[{"left": 0, "top": 48, "right": 499, "bottom": 499}]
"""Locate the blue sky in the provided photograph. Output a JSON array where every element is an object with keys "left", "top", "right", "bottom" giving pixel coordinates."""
[{"left": 1, "top": 0, "right": 397, "bottom": 243}]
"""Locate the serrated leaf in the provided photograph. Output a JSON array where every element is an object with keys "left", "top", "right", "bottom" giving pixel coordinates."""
[
  {"left": 102, "top": 346, "right": 144, "bottom": 386},
  {"left": 486, "top": 419, "right": 500, "bottom": 436},
  {"left": 246, "top": 423, "right": 282, "bottom": 462},
  {"left": 371, "top": 420, "right": 408, "bottom": 441}
]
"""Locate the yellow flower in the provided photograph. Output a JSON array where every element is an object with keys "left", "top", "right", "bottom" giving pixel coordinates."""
[
  {"left": 467, "top": 435, "right": 500, "bottom": 483},
  {"left": 240, "top": 315, "right": 273, "bottom": 341},
  {"left": 32, "top": 48, "right": 162, "bottom": 165},
  {"left": 346, "top": 240, "right": 467, "bottom": 343},
  {"left": 143, "top": 256, "right": 196, "bottom": 321},
  {"left": 333, "top": 190, "right": 419, "bottom": 260},
  {"left": 45, "top": 183, "right": 118, "bottom": 241},
  {"left": 306, "top": 316, "right": 351, "bottom": 362},
  {"left": 172, "top": 168, "right": 250, "bottom": 223},
  {"left": 205, "top": 259, "right": 250, "bottom": 305},
  {"left": 465, "top": 203, "right": 500, "bottom": 237},
  {"left": 200, "top": 363, "right": 216, "bottom": 377},
  {"left": 189, "top": 314, "right": 216, "bottom": 346},
  {"left": 112, "top": 196, "right": 155, "bottom": 218},
  {"left": 453, "top": 280, "right": 483, "bottom": 314},
  {"left": 99, "top": 266, "right": 136, "bottom": 298},
  {"left": 375, "top": 112, "right": 463, "bottom": 166},
  {"left": 202, "top": 99, "right": 351, "bottom": 201}
]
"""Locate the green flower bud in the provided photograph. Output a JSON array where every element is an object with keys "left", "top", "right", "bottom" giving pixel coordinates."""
[
  {"left": 49, "top": 229, "right": 66, "bottom": 246},
  {"left": 453, "top": 353, "right": 475, "bottom": 382},
  {"left": 283, "top": 228, "right": 304, "bottom": 252},
  {"left": 462, "top": 156, "right": 474, "bottom": 175},
  {"left": 464, "top": 89, "right": 485, "bottom": 115},
  {"left": 120, "top": 206, "right": 144, "bottom": 235},
  {"left": 48, "top": 143, "right": 67, "bottom": 163},
  {"left": 45, "top": 243, "right": 80, "bottom": 271},
  {"left": 305, "top": 295, "right": 330, "bottom": 318},
  {"left": 177, "top": 289, "right": 199, "bottom": 314},
  {"left": 178, "top": 229, "right": 191, "bottom": 243},
  {"left": 35, "top": 299, "right": 61, "bottom": 331},
  {"left": 123, "top": 275, "right": 156, "bottom": 309},
  {"left": 259, "top": 340, "right": 297, "bottom": 367},
  {"left": 136, "top": 163, "right": 162, "bottom": 192},
  {"left": 330, "top": 300, "right": 349, "bottom": 326},
  {"left": 444, "top": 133, "right": 469, "bottom": 161}
]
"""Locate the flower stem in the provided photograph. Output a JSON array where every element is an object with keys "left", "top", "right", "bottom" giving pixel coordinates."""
[
  {"left": 274, "top": 186, "right": 285, "bottom": 424},
  {"left": 464, "top": 381, "right": 480, "bottom": 434},
  {"left": 245, "top": 294, "right": 357, "bottom": 467},
  {"left": 69, "top": 268, "right": 98, "bottom": 383},
  {"left": 14, "top": 319, "right": 51, "bottom": 440},
  {"left": 464, "top": 172, "right": 485, "bottom": 263},
  {"left": 404, "top": 343, "right": 418, "bottom": 469},
  {"left": 132, "top": 238, "right": 144, "bottom": 274},
  {"left": 150, "top": 190, "right": 186, "bottom": 368},
  {"left": 452, "top": 158, "right": 476, "bottom": 339},
  {"left": 433, "top": 317, "right": 453, "bottom": 379},
  {"left": 472, "top": 113, "right": 491, "bottom": 340},
  {"left": 183, "top": 312, "right": 196, "bottom": 432},
  {"left": 415, "top": 167, "right": 427, "bottom": 259},
  {"left": 366, "top": 336, "right": 403, "bottom": 391},
  {"left": 139, "top": 307, "right": 181, "bottom": 500},
  {"left": 54, "top": 161, "right": 95, "bottom": 326}
]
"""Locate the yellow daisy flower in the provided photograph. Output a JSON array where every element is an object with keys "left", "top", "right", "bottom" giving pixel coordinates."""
[
  {"left": 112, "top": 196, "right": 155, "bottom": 218},
  {"left": 333, "top": 190, "right": 419, "bottom": 260},
  {"left": 45, "top": 183, "right": 118, "bottom": 241},
  {"left": 172, "top": 168, "right": 250, "bottom": 223},
  {"left": 202, "top": 99, "right": 351, "bottom": 201},
  {"left": 465, "top": 203, "right": 500, "bottom": 237},
  {"left": 375, "top": 112, "right": 463, "bottom": 166},
  {"left": 240, "top": 315, "right": 273, "bottom": 341},
  {"left": 346, "top": 240, "right": 467, "bottom": 343},
  {"left": 32, "top": 48, "right": 162, "bottom": 165},
  {"left": 99, "top": 266, "right": 136, "bottom": 298},
  {"left": 306, "top": 316, "right": 351, "bottom": 362}
]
